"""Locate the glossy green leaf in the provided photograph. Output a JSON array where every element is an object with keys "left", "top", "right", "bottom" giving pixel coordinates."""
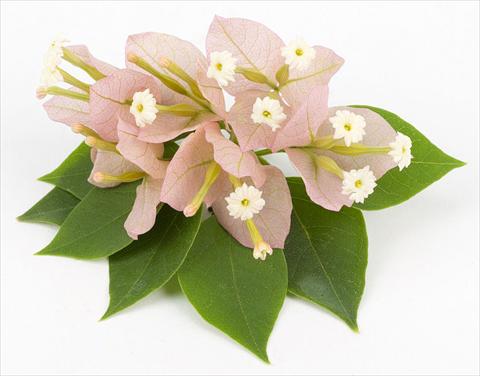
[
  {"left": 351, "top": 105, "right": 465, "bottom": 210},
  {"left": 39, "top": 143, "right": 94, "bottom": 199},
  {"left": 285, "top": 177, "right": 368, "bottom": 331},
  {"left": 18, "top": 187, "right": 80, "bottom": 226},
  {"left": 178, "top": 216, "right": 287, "bottom": 362},
  {"left": 36, "top": 182, "right": 140, "bottom": 259},
  {"left": 102, "top": 205, "right": 203, "bottom": 319}
]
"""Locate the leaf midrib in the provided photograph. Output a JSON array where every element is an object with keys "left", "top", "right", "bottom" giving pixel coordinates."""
[
  {"left": 107, "top": 212, "right": 180, "bottom": 314},
  {"left": 291, "top": 203, "right": 355, "bottom": 326},
  {"left": 227, "top": 244, "right": 262, "bottom": 356}
]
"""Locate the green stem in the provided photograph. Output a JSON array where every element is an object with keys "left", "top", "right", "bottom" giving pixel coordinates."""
[
  {"left": 330, "top": 145, "right": 390, "bottom": 156},
  {"left": 62, "top": 47, "right": 105, "bottom": 81},
  {"left": 46, "top": 86, "right": 89, "bottom": 102},
  {"left": 58, "top": 67, "right": 90, "bottom": 92}
]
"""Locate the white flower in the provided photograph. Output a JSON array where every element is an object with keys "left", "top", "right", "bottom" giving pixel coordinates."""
[
  {"left": 43, "top": 35, "right": 68, "bottom": 70},
  {"left": 251, "top": 97, "right": 287, "bottom": 131},
  {"left": 130, "top": 89, "right": 159, "bottom": 128},
  {"left": 40, "top": 66, "right": 63, "bottom": 86},
  {"left": 389, "top": 132, "right": 413, "bottom": 171},
  {"left": 40, "top": 35, "right": 68, "bottom": 87},
  {"left": 281, "top": 38, "right": 316, "bottom": 71},
  {"left": 225, "top": 183, "right": 266, "bottom": 221},
  {"left": 253, "top": 240, "right": 273, "bottom": 261},
  {"left": 330, "top": 110, "right": 366, "bottom": 147},
  {"left": 342, "top": 166, "right": 377, "bottom": 204},
  {"left": 207, "top": 51, "right": 237, "bottom": 87}
]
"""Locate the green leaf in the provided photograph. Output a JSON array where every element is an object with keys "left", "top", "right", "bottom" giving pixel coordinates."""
[
  {"left": 102, "top": 205, "right": 203, "bottom": 319},
  {"left": 36, "top": 182, "right": 140, "bottom": 259},
  {"left": 39, "top": 143, "right": 94, "bottom": 199},
  {"left": 285, "top": 177, "right": 368, "bottom": 331},
  {"left": 178, "top": 217, "right": 288, "bottom": 362},
  {"left": 163, "top": 140, "right": 179, "bottom": 160},
  {"left": 351, "top": 105, "right": 465, "bottom": 210},
  {"left": 18, "top": 187, "right": 80, "bottom": 226}
]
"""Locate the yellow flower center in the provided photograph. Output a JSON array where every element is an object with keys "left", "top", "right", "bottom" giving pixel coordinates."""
[
  {"left": 344, "top": 123, "right": 352, "bottom": 131},
  {"left": 216, "top": 63, "right": 223, "bottom": 71},
  {"left": 136, "top": 103, "right": 144, "bottom": 112},
  {"left": 241, "top": 198, "right": 250, "bottom": 207},
  {"left": 263, "top": 110, "right": 271, "bottom": 118},
  {"left": 354, "top": 179, "right": 363, "bottom": 188},
  {"left": 295, "top": 48, "right": 304, "bottom": 56},
  {"left": 402, "top": 146, "right": 406, "bottom": 154}
]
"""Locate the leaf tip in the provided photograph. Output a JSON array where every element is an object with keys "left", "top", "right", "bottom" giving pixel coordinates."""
[
  {"left": 99, "top": 310, "right": 112, "bottom": 321},
  {"left": 256, "top": 350, "right": 270, "bottom": 364},
  {"left": 16, "top": 213, "right": 27, "bottom": 222},
  {"left": 351, "top": 323, "right": 360, "bottom": 333}
]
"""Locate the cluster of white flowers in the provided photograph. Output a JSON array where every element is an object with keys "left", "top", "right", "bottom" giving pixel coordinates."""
[
  {"left": 329, "top": 110, "right": 413, "bottom": 203},
  {"left": 40, "top": 36, "right": 68, "bottom": 87},
  {"left": 207, "top": 38, "right": 316, "bottom": 88},
  {"left": 130, "top": 89, "right": 159, "bottom": 128},
  {"left": 207, "top": 38, "right": 316, "bottom": 134}
]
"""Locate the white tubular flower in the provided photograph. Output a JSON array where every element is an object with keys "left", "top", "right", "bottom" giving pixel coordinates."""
[
  {"left": 130, "top": 89, "right": 159, "bottom": 128},
  {"left": 251, "top": 97, "right": 287, "bottom": 131},
  {"left": 253, "top": 241, "right": 273, "bottom": 261},
  {"left": 43, "top": 35, "right": 68, "bottom": 70},
  {"left": 207, "top": 51, "right": 237, "bottom": 87},
  {"left": 225, "top": 183, "right": 266, "bottom": 221},
  {"left": 330, "top": 110, "right": 367, "bottom": 147},
  {"left": 389, "top": 132, "right": 413, "bottom": 171},
  {"left": 40, "top": 35, "right": 68, "bottom": 87},
  {"left": 342, "top": 166, "right": 377, "bottom": 204},
  {"left": 281, "top": 38, "right": 316, "bottom": 71}
]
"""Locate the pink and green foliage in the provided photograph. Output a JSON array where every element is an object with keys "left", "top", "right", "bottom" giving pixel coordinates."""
[{"left": 29, "top": 15, "right": 463, "bottom": 362}]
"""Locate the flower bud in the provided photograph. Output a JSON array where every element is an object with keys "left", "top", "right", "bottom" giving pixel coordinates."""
[
  {"left": 183, "top": 162, "right": 221, "bottom": 217},
  {"left": 127, "top": 53, "right": 140, "bottom": 64},
  {"left": 275, "top": 64, "right": 289, "bottom": 86},
  {"left": 156, "top": 103, "right": 200, "bottom": 117},
  {"left": 245, "top": 218, "right": 273, "bottom": 261},
  {"left": 36, "top": 86, "right": 48, "bottom": 99},
  {"left": 71, "top": 123, "right": 99, "bottom": 138},
  {"left": 236, "top": 67, "right": 271, "bottom": 85},
  {"left": 93, "top": 171, "right": 145, "bottom": 183},
  {"left": 85, "top": 136, "right": 118, "bottom": 153}
]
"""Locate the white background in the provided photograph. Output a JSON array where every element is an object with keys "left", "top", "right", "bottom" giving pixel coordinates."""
[{"left": 1, "top": 1, "right": 479, "bottom": 375}]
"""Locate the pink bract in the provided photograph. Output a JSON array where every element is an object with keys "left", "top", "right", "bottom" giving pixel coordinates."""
[
  {"left": 116, "top": 118, "right": 168, "bottom": 179},
  {"left": 272, "top": 85, "right": 329, "bottom": 151},
  {"left": 286, "top": 106, "right": 398, "bottom": 211},
  {"left": 89, "top": 69, "right": 162, "bottom": 143},
  {"left": 212, "top": 165, "right": 292, "bottom": 249},
  {"left": 204, "top": 123, "right": 267, "bottom": 187},
  {"left": 206, "top": 16, "right": 285, "bottom": 96},
  {"left": 124, "top": 176, "right": 164, "bottom": 239},
  {"left": 160, "top": 124, "right": 228, "bottom": 212}
]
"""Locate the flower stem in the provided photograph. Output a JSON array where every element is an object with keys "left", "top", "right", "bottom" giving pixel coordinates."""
[
  {"left": 45, "top": 86, "right": 89, "bottom": 102},
  {"left": 58, "top": 67, "right": 90, "bottom": 92},
  {"left": 330, "top": 144, "right": 390, "bottom": 156},
  {"left": 61, "top": 47, "right": 105, "bottom": 81},
  {"left": 130, "top": 54, "right": 213, "bottom": 108}
]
